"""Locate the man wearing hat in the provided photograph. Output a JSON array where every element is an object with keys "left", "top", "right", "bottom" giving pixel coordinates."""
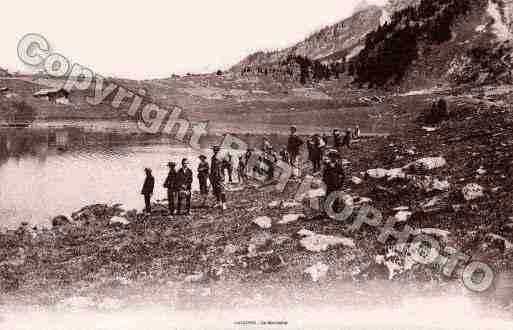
[
  {"left": 343, "top": 128, "right": 352, "bottom": 149},
  {"left": 164, "top": 161, "right": 178, "bottom": 214},
  {"left": 176, "top": 158, "right": 193, "bottom": 215},
  {"left": 141, "top": 168, "right": 155, "bottom": 213},
  {"left": 210, "top": 145, "right": 227, "bottom": 210},
  {"left": 197, "top": 155, "right": 210, "bottom": 207},
  {"left": 287, "top": 126, "right": 303, "bottom": 176}
]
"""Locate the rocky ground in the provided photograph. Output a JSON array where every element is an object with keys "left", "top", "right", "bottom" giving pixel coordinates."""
[{"left": 0, "top": 89, "right": 512, "bottom": 315}]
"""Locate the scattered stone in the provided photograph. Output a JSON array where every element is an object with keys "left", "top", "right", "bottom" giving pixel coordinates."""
[
  {"left": 183, "top": 273, "right": 204, "bottom": 283},
  {"left": 366, "top": 168, "right": 389, "bottom": 179},
  {"left": 224, "top": 244, "right": 239, "bottom": 255},
  {"left": 411, "top": 176, "right": 450, "bottom": 192},
  {"left": 297, "top": 229, "right": 316, "bottom": 237},
  {"left": 249, "top": 232, "right": 272, "bottom": 248},
  {"left": 281, "top": 201, "right": 302, "bottom": 209},
  {"left": 351, "top": 176, "right": 363, "bottom": 185},
  {"left": 109, "top": 216, "right": 129, "bottom": 225},
  {"left": 278, "top": 214, "right": 305, "bottom": 225},
  {"left": 416, "top": 228, "right": 451, "bottom": 241},
  {"left": 476, "top": 167, "right": 487, "bottom": 175},
  {"left": 462, "top": 183, "right": 484, "bottom": 201},
  {"left": 268, "top": 201, "right": 280, "bottom": 208},
  {"left": 300, "top": 232, "right": 355, "bottom": 252},
  {"left": 393, "top": 206, "right": 409, "bottom": 211},
  {"left": 253, "top": 216, "right": 272, "bottom": 229},
  {"left": 395, "top": 211, "right": 412, "bottom": 222},
  {"left": 422, "top": 127, "right": 439, "bottom": 132},
  {"left": 405, "top": 157, "right": 447, "bottom": 172},
  {"left": 304, "top": 262, "right": 329, "bottom": 282},
  {"left": 307, "top": 188, "right": 326, "bottom": 199}
]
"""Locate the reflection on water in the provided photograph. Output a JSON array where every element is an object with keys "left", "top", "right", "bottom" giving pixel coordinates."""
[{"left": 0, "top": 126, "right": 210, "bottom": 228}]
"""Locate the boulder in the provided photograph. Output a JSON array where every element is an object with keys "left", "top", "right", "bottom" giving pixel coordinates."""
[
  {"left": 253, "top": 216, "right": 272, "bottom": 229},
  {"left": 405, "top": 157, "right": 447, "bottom": 172},
  {"left": 278, "top": 214, "right": 305, "bottom": 225},
  {"left": 183, "top": 273, "right": 204, "bottom": 283},
  {"left": 416, "top": 228, "right": 451, "bottom": 242},
  {"left": 51, "top": 215, "right": 70, "bottom": 228},
  {"left": 282, "top": 200, "right": 303, "bottom": 209},
  {"left": 249, "top": 232, "right": 273, "bottom": 248},
  {"left": 304, "top": 262, "right": 329, "bottom": 282},
  {"left": 300, "top": 232, "right": 355, "bottom": 252},
  {"left": 109, "top": 216, "right": 129, "bottom": 225},
  {"left": 297, "top": 229, "right": 316, "bottom": 237},
  {"left": 351, "top": 176, "right": 363, "bottom": 185},
  {"left": 462, "top": 183, "right": 484, "bottom": 201},
  {"left": 224, "top": 244, "right": 240, "bottom": 255},
  {"left": 268, "top": 201, "right": 281, "bottom": 208},
  {"left": 410, "top": 176, "right": 450, "bottom": 192},
  {"left": 366, "top": 168, "right": 406, "bottom": 180},
  {"left": 395, "top": 211, "right": 412, "bottom": 222}
]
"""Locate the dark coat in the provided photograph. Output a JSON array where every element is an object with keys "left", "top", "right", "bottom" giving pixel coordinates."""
[
  {"left": 176, "top": 167, "right": 193, "bottom": 190},
  {"left": 310, "top": 138, "right": 322, "bottom": 160},
  {"left": 287, "top": 134, "right": 303, "bottom": 155},
  {"left": 210, "top": 155, "right": 223, "bottom": 183},
  {"left": 323, "top": 161, "right": 345, "bottom": 193},
  {"left": 164, "top": 168, "right": 178, "bottom": 191},
  {"left": 333, "top": 133, "right": 342, "bottom": 149},
  {"left": 141, "top": 174, "right": 155, "bottom": 195},
  {"left": 343, "top": 133, "right": 351, "bottom": 147},
  {"left": 198, "top": 161, "right": 209, "bottom": 180}
]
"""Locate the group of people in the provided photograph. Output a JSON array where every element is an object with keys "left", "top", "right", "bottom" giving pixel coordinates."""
[
  {"left": 140, "top": 145, "right": 228, "bottom": 215},
  {"left": 140, "top": 124, "right": 361, "bottom": 216}
]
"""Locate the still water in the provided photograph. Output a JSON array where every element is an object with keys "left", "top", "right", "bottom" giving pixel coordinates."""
[{"left": 0, "top": 126, "right": 214, "bottom": 228}]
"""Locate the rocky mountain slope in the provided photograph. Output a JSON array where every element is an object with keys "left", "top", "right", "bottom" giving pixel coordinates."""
[
  {"left": 233, "top": 0, "right": 513, "bottom": 89},
  {"left": 232, "top": 0, "right": 420, "bottom": 71}
]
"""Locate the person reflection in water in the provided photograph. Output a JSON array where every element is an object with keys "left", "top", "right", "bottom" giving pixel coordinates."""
[{"left": 141, "top": 168, "right": 155, "bottom": 213}]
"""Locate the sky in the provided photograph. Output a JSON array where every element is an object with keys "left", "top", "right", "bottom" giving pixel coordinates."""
[{"left": 1, "top": 0, "right": 388, "bottom": 79}]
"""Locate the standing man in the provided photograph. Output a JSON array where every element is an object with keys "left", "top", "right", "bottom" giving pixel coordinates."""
[
  {"left": 141, "top": 168, "right": 154, "bottom": 213},
  {"left": 163, "top": 162, "right": 178, "bottom": 214},
  {"left": 197, "top": 155, "right": 210, "bottom": 207},
  {"left": 176, "top": 158, "right": 193, "bottom": 215},
  {"left": 287, "top": 126, "right": 303, "bottom": 177},
  {"left": 237, "top": 155, "right": 246, "bottom": 183},
  {"left": 342, "top": 129, "right": 352, "bottom": 149},
  {"left": 333, "top": 129, "right": 342, "bottom": 152},
  {"left": 322, "top": 151, "right": 345, "bottom": 213},
  {"left": 210, "top": 145, "right": 227, "bottom": 210},
  {"left": 223, "top": 153, "right": 234, "bottom": 183},
  {"left": 311, "top": 134, "right": 322, "bottom": 173}
]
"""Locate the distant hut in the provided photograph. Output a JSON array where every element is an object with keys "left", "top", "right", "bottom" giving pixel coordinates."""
[
  {"left": 0, "top": 67, "right": 10, "bottom": 77},
  {"left": 33, "top": 88, "right": 70, "bottom": 104}
]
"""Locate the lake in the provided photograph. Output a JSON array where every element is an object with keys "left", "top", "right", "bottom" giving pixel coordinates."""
[{"left": 0, "top": 124, "right": 224, "bottom": 228}]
